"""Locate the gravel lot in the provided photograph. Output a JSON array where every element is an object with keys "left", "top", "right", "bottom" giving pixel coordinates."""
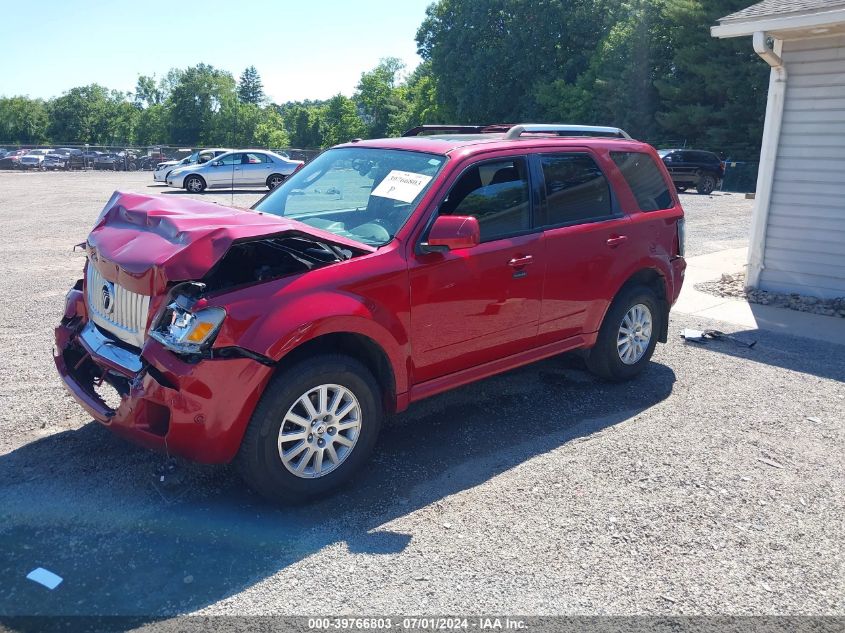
[
  {"left": 678, "top": 190, "right": 753, "bottom": 257},
  {"left": 0, "top": 172, "right": 841, "bottom": 619}
]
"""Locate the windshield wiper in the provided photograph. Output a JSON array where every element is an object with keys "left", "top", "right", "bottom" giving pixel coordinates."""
[{"left": 323, "top": 242, "right": 353, "bottom": 261}]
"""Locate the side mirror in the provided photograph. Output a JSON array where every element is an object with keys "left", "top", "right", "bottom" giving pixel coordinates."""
[
  {"left": 211, "top": 160, "right": 222, "bottom": 167},
  {"left": 421, "top": 215, "right": 480, "bottom": 253}
]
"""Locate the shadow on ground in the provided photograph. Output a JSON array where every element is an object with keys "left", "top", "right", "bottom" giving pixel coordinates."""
[
  {"left": 680, "top": 323, "right": 845, "bottom": 382},
  {"left": 0, "top": 355, "right": 676, "bottom": 626}
]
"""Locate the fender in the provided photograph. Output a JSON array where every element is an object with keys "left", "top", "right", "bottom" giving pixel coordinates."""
[{"left": 210, "top": 285, "right": 410, "bottom": 396}]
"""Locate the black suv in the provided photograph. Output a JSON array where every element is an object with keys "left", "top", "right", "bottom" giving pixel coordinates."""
[{"left": 658, "top": 149, "right": 724, "bottom": 195}]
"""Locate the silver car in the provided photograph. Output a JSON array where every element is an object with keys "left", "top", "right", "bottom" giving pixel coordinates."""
[
  {"left": 19, "top": 149, "right": 53, "bottom": 170},
  {"left": 166, "top": 150, "right": 304, "bottom": 192},
  {"left": 153, "top": 148, "right": 231, "bottom": 183}
]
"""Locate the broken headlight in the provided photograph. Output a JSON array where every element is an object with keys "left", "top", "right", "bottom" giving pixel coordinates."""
[{"left": 150, "top": 296, "right": 226, "bottom": 354}]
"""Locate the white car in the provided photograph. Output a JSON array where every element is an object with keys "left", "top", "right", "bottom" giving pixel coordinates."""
[
  {"left": 153, "top": 148, "right": 231, "bottom": 183},
  {"left": 167, "top": 150, "right": 304, "bottom": 192},
  {"left": 19, "top": 149, "right": 54, "bottom": 170}
]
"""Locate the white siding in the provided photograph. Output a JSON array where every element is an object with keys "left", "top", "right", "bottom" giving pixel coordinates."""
[{"left": 763, "top": 34, "right": 845, "bottom": 298}]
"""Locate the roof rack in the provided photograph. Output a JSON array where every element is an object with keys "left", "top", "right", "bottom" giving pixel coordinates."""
[
  {"left": 402, "top": 125, "right": 500, "bottom": 136},
  {"left": 402, "top": 123, "right": 632, "bottom": 139},
  {"left": 503, "top": 124, "right": 632, "bottom": 139}
]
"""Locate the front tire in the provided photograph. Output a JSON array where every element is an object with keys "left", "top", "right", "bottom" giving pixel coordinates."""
[
  {"left": 586, "top": 284, "right": 661, "bottom": 381},
  {"left": 236, "top": 355, "right": 383, "bottom": 504},
  {"left": 184, "top": 175, "right": 206, "bottom": 193}
]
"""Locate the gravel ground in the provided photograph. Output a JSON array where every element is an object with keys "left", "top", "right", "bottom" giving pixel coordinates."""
[
  {"left": 677, "top": 190, "right": 753, "bottom": 258},
  {"left": 0, "top": 172, "right": 841, "bottom": 619}
]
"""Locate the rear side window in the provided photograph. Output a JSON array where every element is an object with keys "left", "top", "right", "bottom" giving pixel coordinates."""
[
  {"left": 539, "top": 154, "right": 612, "bottom": 226},
  {"left": 442, "top": 158, "right": 530, "bottom": 242},
  {"left": 610, "top": 152, "right": 673, "bottom": 212}
]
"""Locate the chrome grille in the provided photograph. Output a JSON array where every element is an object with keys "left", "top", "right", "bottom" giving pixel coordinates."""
[{"left": 86, "top": 261, "right": 151, "bottom": 348}]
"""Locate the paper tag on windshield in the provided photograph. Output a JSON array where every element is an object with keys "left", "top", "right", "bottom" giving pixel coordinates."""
[{"left": 371, "top": 170, "right": 432, "bottom": 203}]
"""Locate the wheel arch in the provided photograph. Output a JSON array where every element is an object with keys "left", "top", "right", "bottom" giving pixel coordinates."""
[
  {"left": 274, "top": 332, "right": 398, "bottom": 415},
  {"left": 604, "top": 267, "right": 670, "bottom": 343},
  {"left": 266, "top": 173, "right": 286, "bottom": 188},
  {"left": 184, "top": 173, "right": 207, "bottom": 190}
]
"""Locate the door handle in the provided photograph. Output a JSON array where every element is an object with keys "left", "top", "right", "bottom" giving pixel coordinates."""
[
  {"left": 606, "top": 235, "right": 628, "bottom": 248},
  {"left": 508, "top": 255, "right": 534, "bottom": 268}
]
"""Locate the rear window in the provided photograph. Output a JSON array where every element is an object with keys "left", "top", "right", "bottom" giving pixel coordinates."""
[
  {"left": 539, "top": 154, "right": 612, "bottom": 226},
  {"left": 610, "top": 152, "right": 673, "bottom": 212}
]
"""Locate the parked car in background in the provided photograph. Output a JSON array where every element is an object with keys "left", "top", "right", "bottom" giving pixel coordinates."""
[
  {"left": 166, "top": 149, "right": 304, "bottom": 192},
  {"left": 153, "top": 148, "right": 231, "bottom": 183},
  {"left": 138, "top": 155, "right": 165, "bottom": 171},
  {"left": 44, "top": 148, "right": 83, "bottom": 170},
  {"left": 19, "top": 149, "right": 53, "bottom": 170},
  {"left": 0, "top": 149, "right": 29, "bottom": 169},
  {"left": 657, "top": 149, "right": 724, "bottom": 195},
  {"left": 55, "top": 123, "right": 686, "bottom": 503},
  {"left": 94, "top": 151, "right": 138, "bottom": 171},
  {"left": 69, "top": 151, "right": 103, "bottom": 170}
]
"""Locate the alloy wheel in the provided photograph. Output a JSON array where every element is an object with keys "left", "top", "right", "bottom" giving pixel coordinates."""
[
  {"left": 617, "top": 303, "right": 653, "bottom": 365},
  {"left": 277, "top": 384, "right": 362, "bottom": 479}
]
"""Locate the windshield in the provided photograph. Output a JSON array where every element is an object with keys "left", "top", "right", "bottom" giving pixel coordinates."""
[{"left": 253, "top": 147, "right": 446, "bottom": 247}]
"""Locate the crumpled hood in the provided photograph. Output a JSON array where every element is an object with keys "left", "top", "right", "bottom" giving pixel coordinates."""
[{"left": 87, "top": 191, "right": 375, "bottom": 295}]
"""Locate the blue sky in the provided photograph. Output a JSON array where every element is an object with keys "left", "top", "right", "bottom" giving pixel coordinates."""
[{"left": 0, "top": 0, "right": 432, "bottom": 102}]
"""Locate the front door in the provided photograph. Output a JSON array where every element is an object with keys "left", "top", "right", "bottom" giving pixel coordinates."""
[
  {"left": 206, "top": 152, "right": 243, "bottom": 187},
  {"left": 408, "top": 156, "right": 545, "bottom": 384}
]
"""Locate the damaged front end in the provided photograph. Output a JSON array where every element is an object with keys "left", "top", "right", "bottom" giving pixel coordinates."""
[{"left": 54, "top": 192, "right": 370, "bottom": 463}]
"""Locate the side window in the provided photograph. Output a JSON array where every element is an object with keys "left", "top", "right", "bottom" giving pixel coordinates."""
[
  {"left": 539, "top": 154, "right": 612, "bottom": 226},
  {"left": 219, "top": 153, "right": 242, "bottom": 166},
  {"left": 610, "top": 151, "right": 673, "bottom": 212},
  {"left": 441, "top": 158, "right": 530, "bottom": 242},
  {"left": 244, "top": 152, "right": 268, "bottom": 164}
]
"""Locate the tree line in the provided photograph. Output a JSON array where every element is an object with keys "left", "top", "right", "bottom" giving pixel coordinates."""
[{"left": 0, "top": 0, "right": 768, "bottom": 158}]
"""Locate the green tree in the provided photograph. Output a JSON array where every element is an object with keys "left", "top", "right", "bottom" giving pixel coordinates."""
[
  {"left": 0, "top": 96, "right": 49, "bottom": 143},
  {"left": 135, "top": 104, "right": 169, "bottom": 145},
  {"left": 399, "top": 62, "right": 441, "bottom": 130},
  {"left": 47, "top": 84, "right": 127, "bottom": 143},
  {"left": 238, "top": 66, "right": 265, "bottom": 105},
  {"left": 320, "top": 94, "right": 365, "bottom": 147},
  {"left": 134, "top": 75, "right": 163, "bottom": 107},
  {"left": 280, "top": 103, "right": 324, "bottom": 147},
  {"left": 417, "top": 0, "right": 619, "bottom": 121},
  {"left": 355, "top": 57, "right": 408, "bottom": 137},
  {"left": 655, "top": 0, "right": 768, "bottom": 157},
  {"left": 167, "top": 64, "right": 237, "bottom": 145}
]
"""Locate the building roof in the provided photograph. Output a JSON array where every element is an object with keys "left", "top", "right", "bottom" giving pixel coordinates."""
[
  {"left": 712, "top": 0, "right": 845, "bottom": 38},
  {"left": 721, "top": 0, "right": 845, "bottom": 23}
]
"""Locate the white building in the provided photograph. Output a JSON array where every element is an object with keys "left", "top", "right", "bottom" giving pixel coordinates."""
[{"left": 712, "top": 0, "right": 845, "bottom": 299}]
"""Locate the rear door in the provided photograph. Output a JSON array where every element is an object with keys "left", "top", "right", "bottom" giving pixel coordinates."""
[
  {"left": 534, "top": 150, "right": 632, "bottom": 344},
  {"left": 408, "top": 154, "right": 545, "bottom": 383},
  {"left": 241, "top": 152, "right": 273, "bottom": 185}
]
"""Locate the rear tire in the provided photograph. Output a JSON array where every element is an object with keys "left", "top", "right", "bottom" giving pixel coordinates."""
[
  {"left": 267, "top": 173, "right": 285, "bottom": 190},
  {"left": 236, "top": 355, "right": 383, "bottom": 505},
  {"left": 697, "top": 174, "right": 717, "bottom": 195},
  {"left": 586, "top": 284, "right": 661, "bottom": 381},
  {"left": 184, "top": 175, "right": 206, "bottom": 193}
]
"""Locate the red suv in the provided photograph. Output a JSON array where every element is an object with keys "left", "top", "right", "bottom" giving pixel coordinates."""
[{"left": 55, "top": 124, "right": 686, "bottom": 503}]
